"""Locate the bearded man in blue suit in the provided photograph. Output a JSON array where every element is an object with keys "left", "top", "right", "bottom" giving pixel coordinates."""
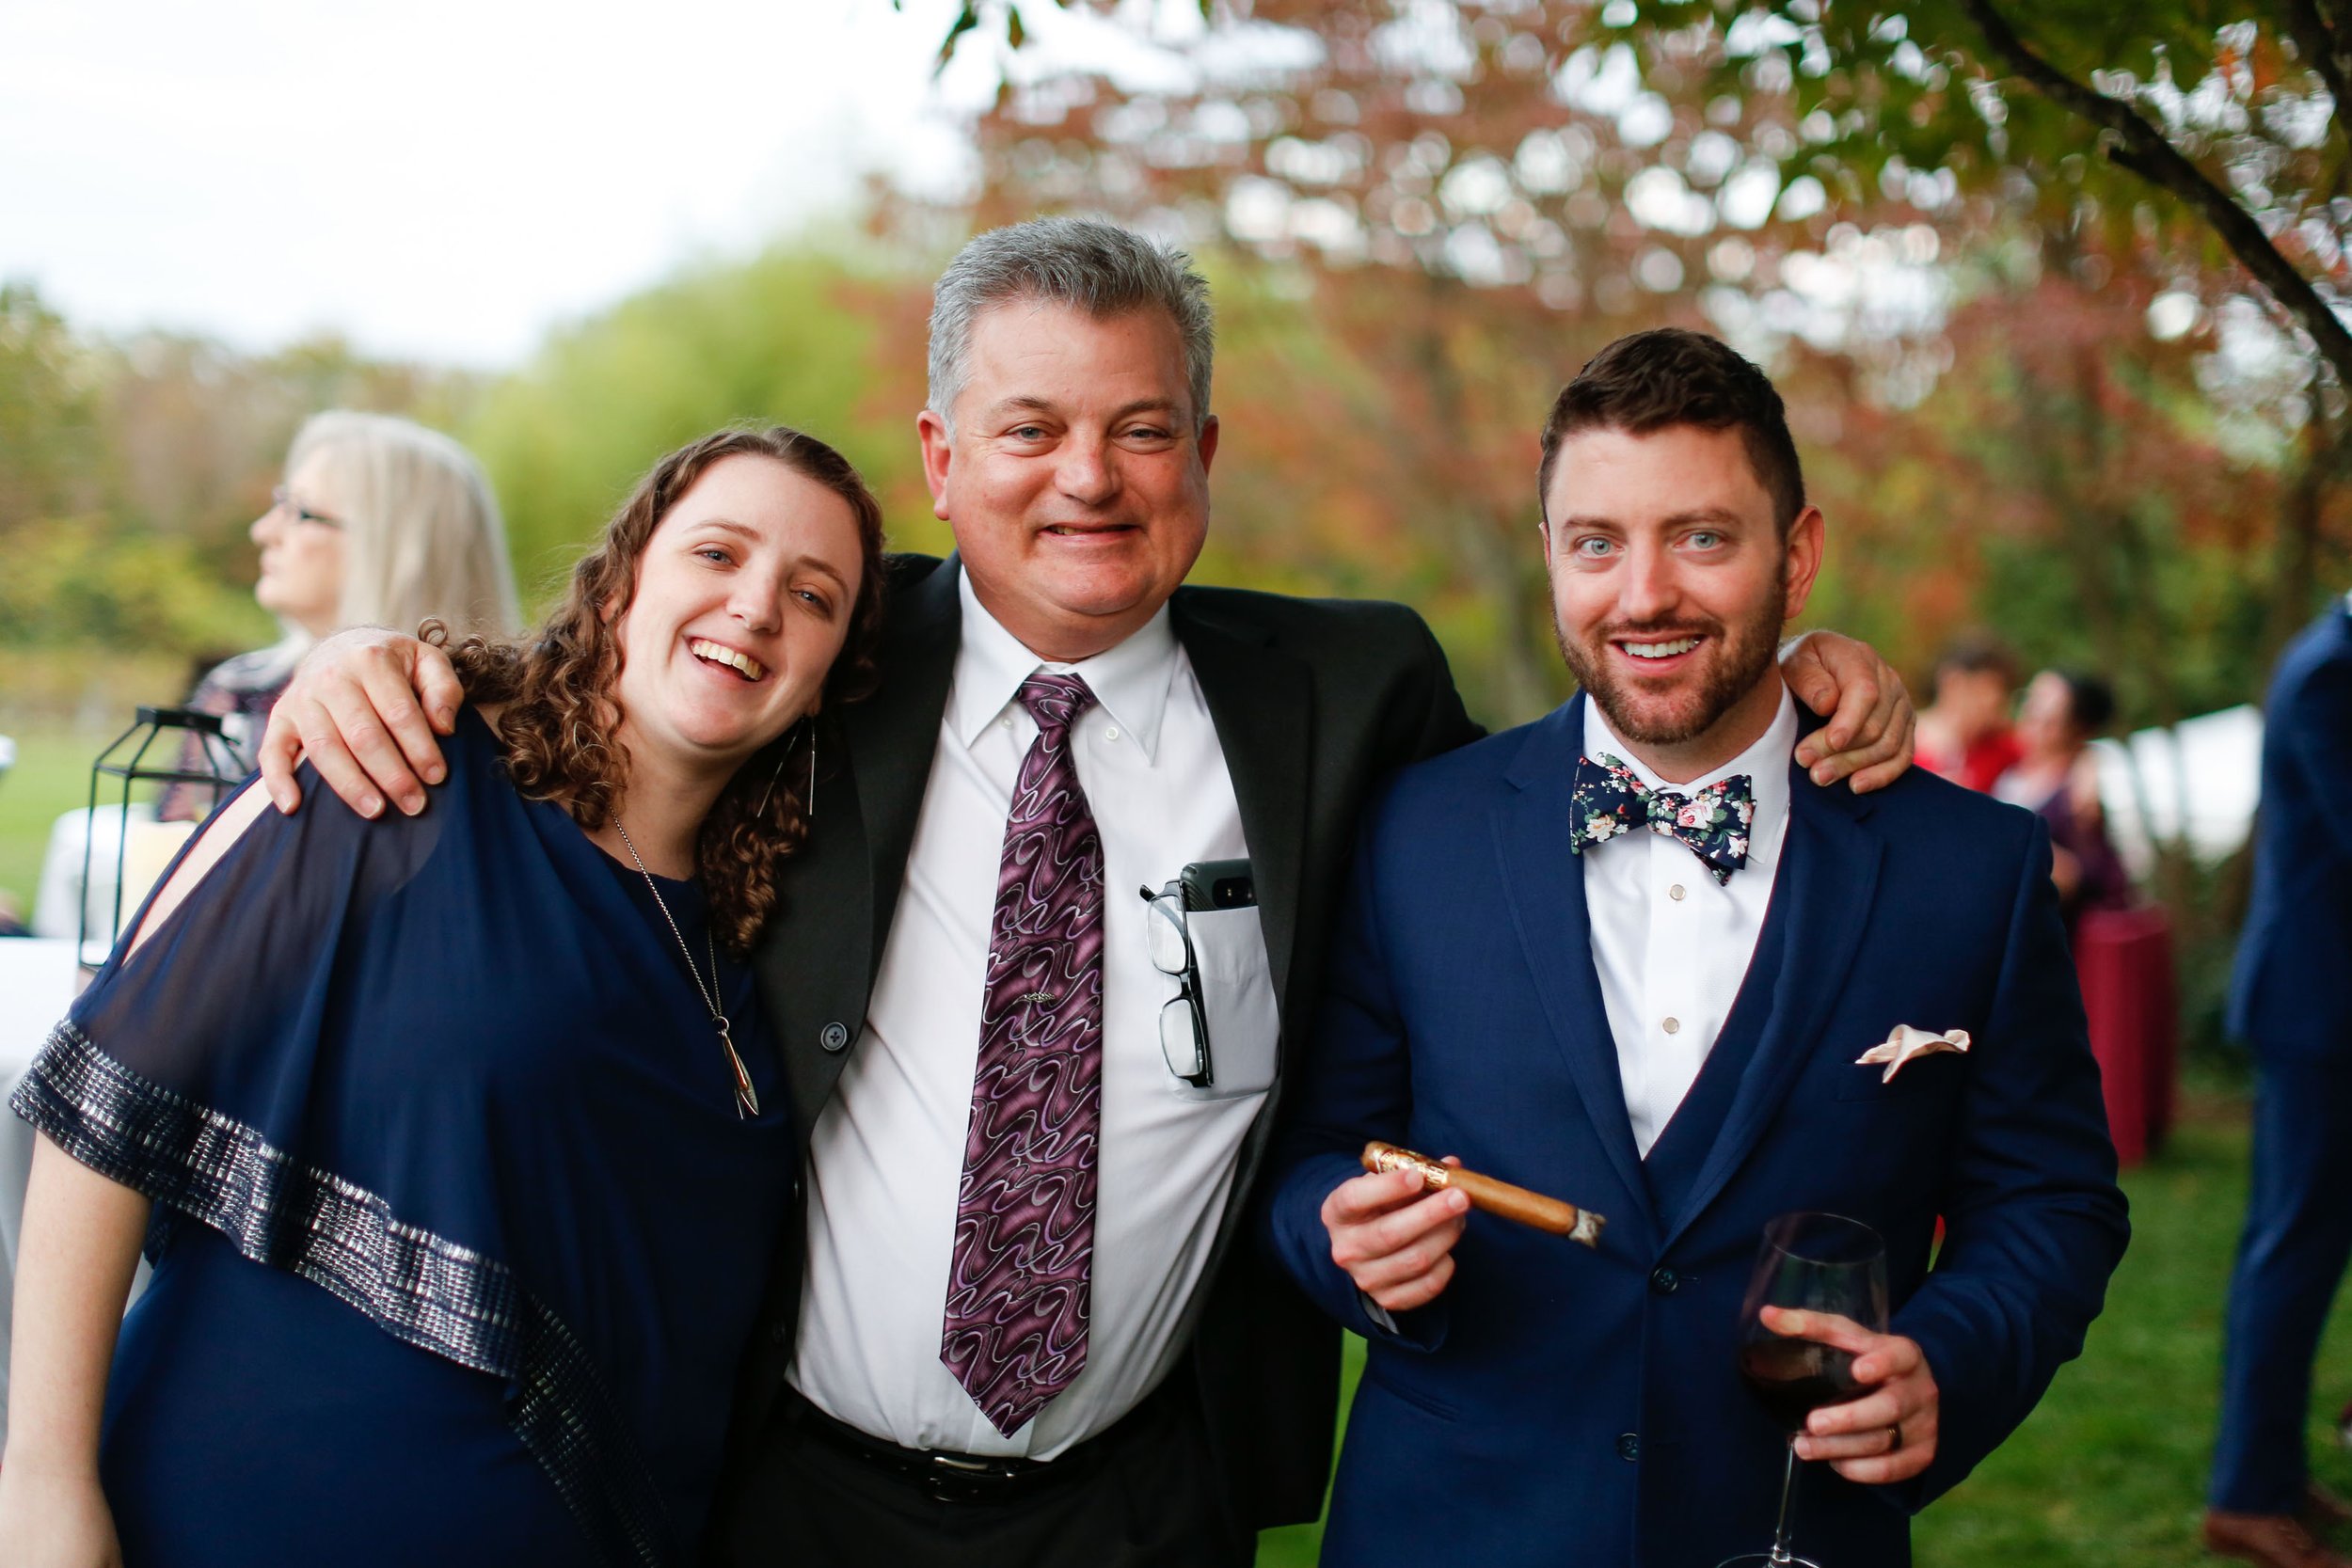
[{"left": 1262, "top": 328, "right": 2129, "bottom": 1566}]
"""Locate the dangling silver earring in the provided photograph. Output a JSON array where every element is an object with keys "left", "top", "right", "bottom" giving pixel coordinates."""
[
  {"left": 755, "top": 723, "right": 799, "bottom": 817},
  {"left": 756, "top": 717, "right": 816, "bottom": 818}
]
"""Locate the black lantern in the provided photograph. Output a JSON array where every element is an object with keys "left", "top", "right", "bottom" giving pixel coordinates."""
[{"left": 80, "top": 707, "right": 243, "bottom": 970}]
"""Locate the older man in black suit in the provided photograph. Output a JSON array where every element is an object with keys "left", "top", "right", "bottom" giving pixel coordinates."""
[{"left": 254, "top": 218, "right": 1913, "bottom": 1567}]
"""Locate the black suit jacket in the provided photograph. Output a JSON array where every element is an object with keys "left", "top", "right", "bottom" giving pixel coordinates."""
[{"left": 710, "top": 552, "right": 1478, "bottom": 1544}]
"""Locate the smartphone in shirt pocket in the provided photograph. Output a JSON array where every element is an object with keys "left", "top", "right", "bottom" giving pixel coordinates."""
[{"left": 1148, "top": 859, "right": 1279, "bottom": 1101}]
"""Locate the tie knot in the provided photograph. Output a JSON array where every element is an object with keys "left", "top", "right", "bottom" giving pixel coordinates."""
[{"left": 1018, "top": 671, "right": 1095, "bottom": 736}]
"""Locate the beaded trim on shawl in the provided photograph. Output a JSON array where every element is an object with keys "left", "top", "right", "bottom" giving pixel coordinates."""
[{"left": 11, "top": 1021, "right": 677, "bottom": 1568}]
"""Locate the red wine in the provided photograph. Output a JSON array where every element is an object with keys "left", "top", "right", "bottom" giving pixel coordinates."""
[{"left": 1739, "top": 1337, "right": 1867, "bottom": 1431}]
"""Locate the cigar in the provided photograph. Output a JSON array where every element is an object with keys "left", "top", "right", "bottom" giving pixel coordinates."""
[{"left": 1362, "top": 1141, "right": 1606, "bottom": 1247}]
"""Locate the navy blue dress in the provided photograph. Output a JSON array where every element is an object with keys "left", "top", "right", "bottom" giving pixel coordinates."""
[{"left": 13, "top": 710, "right": 794, "bottom": 1568}]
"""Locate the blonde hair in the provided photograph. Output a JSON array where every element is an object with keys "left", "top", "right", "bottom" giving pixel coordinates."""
[{"left": 286, "top": 411, "right": 520, "bottom": 639}]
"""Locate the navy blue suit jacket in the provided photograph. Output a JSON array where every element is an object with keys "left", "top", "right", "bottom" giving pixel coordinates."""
[
  {"left": 1262, "top": 694, "right": 2128, "bottom": 1566},
  {"left": 2228, "top": 600, "right": 2352, "bottom": 1062}
]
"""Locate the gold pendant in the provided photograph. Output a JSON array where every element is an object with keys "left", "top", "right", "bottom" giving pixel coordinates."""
[{"left": 716, "top": 1015, "right": 760, "bottom": 1119}]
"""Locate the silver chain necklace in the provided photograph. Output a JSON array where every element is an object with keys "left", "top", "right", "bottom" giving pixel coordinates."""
[{"left": 612, "top": 820, "right": 759, "bottom": 1119}]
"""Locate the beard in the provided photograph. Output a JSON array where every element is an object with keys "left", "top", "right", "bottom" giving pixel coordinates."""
[{"left": 1555, "top": 591, "right": 1785, "bottom": 749}]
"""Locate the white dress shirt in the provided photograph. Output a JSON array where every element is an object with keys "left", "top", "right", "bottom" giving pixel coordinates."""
[
  {"left": 790, "top": 574, "right": 1269, "bottom": 1458},
  {"left": 1581, "top": 686, "right": 1798, "bottom": 1157}
]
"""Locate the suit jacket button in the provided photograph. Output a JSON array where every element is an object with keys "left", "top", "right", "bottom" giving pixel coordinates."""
[
  {"left": 1650, "top": 1266, "right": 1680, "bottom": 1296},
  {"left": 1616, "top": 1433, "right": 1640, "bottom": 1462},
  {"left": 819, "top": 1022, "right": 850, "bottom": 1052},
  {"left": 770, "top": 1320, "right": 791, "bottom": 1345}
]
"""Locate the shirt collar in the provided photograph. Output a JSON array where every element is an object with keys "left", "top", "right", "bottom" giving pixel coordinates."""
[
  {"left": 947, "top": 571, "right": 1182, "bottom": 760},
  {"left": 1581, "top": 681, "right": 1799, "bottom": 864}
]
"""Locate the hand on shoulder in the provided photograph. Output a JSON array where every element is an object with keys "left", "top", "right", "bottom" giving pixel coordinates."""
[
  {"left": 1783, "top": 630, "right": 1916, "bottom": 795},
  {"left": 258, "top": 627, "right": 465, "bottom": 820}
]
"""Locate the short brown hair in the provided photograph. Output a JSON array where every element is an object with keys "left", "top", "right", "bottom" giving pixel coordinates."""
[
  {"left": 1537, "top": 328, "right": 1805, "bottom": 532},
  {"left": 432, "top": 425, "right": 888, "bottom": 953}
]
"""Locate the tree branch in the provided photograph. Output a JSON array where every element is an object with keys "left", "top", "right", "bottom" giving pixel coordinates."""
[
  {"left": 2284, "top": 0, "right": 2352, "bottom": 118},
  {"left": 2282, "top": 0, "right": 2352, "bottom": 156},
  {"left": 1957, "top": 0, "right": 2352, "bottom": 395}
]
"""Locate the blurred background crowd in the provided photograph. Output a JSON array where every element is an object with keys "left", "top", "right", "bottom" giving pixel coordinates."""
[{"left": 3, "top": 2, "right": 2350, "bottom": 1563}]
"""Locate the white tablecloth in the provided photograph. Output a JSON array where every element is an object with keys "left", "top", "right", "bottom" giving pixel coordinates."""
[{"left": 0, "top": 939, "right": 83, "bottom": 1445}]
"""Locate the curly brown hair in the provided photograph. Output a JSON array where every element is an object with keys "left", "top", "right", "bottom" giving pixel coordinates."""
[{"left": 427, "top": 425, "right": 887, "bottom": 953}]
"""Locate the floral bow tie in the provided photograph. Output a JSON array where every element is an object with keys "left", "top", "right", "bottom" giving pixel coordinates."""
[{"left": 1569, "top": 752, "right": 1756, "bottom": 885}]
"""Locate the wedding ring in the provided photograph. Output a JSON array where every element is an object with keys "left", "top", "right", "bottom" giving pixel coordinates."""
[{"left": 1890, "top": 1421, "right": 1904, "bottom": 1451}]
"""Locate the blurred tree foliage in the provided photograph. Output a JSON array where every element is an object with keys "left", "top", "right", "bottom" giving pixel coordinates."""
[
  {"left": 465, "top": 245, "right": 941, "bottom": 608},
  {"left": 0, "top": 286, "right": 106, "bottom": 529},
  {"left": 0, "top": 282, "right": 481, "bottom": 697},
  {"left": 1620, "top": 3, "right": 2350, "bottom": 412}
]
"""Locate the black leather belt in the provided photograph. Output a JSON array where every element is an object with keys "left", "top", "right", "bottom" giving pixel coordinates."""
[{"left": 786, "top": 1387, "right": 1151, "bottom": 1505}]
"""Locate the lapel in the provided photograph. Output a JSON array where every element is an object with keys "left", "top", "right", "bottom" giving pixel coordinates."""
[
  {"left": 1171, "top": 589, "right": 1312, "bottom": 1021},
  {"left": 844, "top": 554, "right": 962, "bottom": 991},
  {"left": 1657, "top": 753, "right": 1883, "bottom": 1251},
  {"left": 1493, "top": 694, "right": 1656, "bottom": 1243}
]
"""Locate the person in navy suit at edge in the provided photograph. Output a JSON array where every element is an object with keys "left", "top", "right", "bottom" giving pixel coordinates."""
[
  {"left": 1261, "top": 327, "right": 2131, "bottom": 1567},
  {"left": 2206, "top": 589, "right": 2352, "bottom": 1568}
]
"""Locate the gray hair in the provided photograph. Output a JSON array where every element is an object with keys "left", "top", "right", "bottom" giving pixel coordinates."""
[
  {"left": 927, "top": 216, "right": 1216, "bottom": 436},
  {"left": 288, "top": 410, "right": 520, "bottom": 640}
]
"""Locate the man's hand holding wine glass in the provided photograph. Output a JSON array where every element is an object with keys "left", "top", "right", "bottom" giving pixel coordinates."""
[{"left": 1763, "top": 1307, "right": 1940, "bottom": 1484}]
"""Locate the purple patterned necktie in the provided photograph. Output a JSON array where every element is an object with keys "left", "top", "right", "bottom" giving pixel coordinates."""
[{"left": 942, "top": 671, "right": 1105, "bottom": 1436}]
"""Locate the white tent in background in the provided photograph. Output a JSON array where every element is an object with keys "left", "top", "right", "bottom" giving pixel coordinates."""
[{"left": 2090, "top": 704, "right": 2265, "bottom": 879}]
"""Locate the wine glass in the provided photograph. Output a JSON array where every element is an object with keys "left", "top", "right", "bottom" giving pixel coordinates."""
[{"left": 1715, "top": 1212, "right": 1890, "bottom": 1568}]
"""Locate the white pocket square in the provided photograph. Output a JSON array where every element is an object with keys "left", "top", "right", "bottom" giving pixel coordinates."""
[{"left": 1855, "top": 1023, "right": 1972, "bottom": 1084}]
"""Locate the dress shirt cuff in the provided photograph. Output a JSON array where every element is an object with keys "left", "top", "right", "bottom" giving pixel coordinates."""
[{"left": 1353, "top": 1290, "right": 1448, "bottom": 1352}]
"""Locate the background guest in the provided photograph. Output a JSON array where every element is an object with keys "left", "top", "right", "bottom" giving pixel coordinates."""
[
  {"left": 158, "top": 411, "right": 518, "bottom": 820},
  {"left": 1915, "top": 634, "right": 2022, "bottom": 794},
  {"left": 2207, "top": 590, "right": 2352, "bottom": 1568},
  {"left": 1996, "top": 668, "right": 2132, "bottom": 925}
]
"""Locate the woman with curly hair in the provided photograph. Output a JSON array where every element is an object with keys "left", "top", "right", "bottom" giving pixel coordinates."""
[{"left": 0, "top": 426, "right": 886, "bottom": 1568}]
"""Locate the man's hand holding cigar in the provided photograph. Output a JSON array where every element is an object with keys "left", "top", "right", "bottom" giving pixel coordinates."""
[{"left": 1322, "top": 1157, "right": 1472, "bottom": 1314}]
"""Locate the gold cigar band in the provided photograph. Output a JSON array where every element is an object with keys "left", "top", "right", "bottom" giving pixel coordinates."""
[{"left": 1361, "top": 1141, "right": 1606, "bottom": 1248}]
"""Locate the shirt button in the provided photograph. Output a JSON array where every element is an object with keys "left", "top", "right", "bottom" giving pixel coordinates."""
[
  {"left": 1616, "top": 1433, "right": 1640, "bottom": 1462},
  {"left": 1104, "top": 725, "right": 1120, "bottom": 741},
  {"left": 1650, "top": 1266, "right": 1680, "bottom": 1296},
  {"left": 1669, "top": 883, "right": 1687, "bottom": 901},
  {"left": 1662, "top": 1018, "right": 1681, "bottom": 1036}
]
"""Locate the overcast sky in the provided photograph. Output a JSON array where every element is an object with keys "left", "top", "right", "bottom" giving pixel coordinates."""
[{"left": 1, "top": 0, "right": 1008, "bottom": 367}]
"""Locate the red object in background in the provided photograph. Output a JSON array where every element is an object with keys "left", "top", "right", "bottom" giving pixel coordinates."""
[
  {"left": 2073, "top": 906, "right": 2179, "bottom": 1166},
  {"left": 1919, "top": 728, "right": 2025, "bottom": 796}
]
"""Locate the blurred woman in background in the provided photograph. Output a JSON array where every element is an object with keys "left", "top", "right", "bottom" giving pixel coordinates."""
[
  {"left": 1996, "top": 668, "right": 2134, "bottom": 927},
  {"left": 159, "top": 411, "right": 518, "bottom": 819}
]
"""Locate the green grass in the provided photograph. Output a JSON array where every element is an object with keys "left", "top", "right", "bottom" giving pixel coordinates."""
[
  {"left": 0, "top": 720, "right": 120, "bottom": 926},
  {"left": 1257, "top": 1085, "right": 2352, "bottom": 1566}
]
